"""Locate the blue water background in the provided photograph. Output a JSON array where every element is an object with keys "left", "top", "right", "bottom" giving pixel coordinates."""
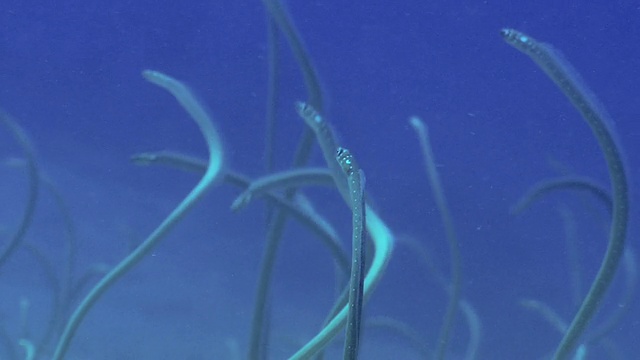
[{"left": 0, "top": 0, "right": 638, "bottom": 358}]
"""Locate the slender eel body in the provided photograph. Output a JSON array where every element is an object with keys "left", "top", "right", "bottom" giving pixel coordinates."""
[
  {"left": 336, "top": 147, "right": 367, "bottom": 360},
  {"left": 289, "top": 102, "right": 393, "bottom": 359},
  {"left": 296, "top": 101, "right": 350, "bottom": 202},
  {"left": 502, "top": 29, "right": 629, "bottom": 359},
  {"left": 409, "top": 117, "right": 462, "bottom": 359},
  {"left": 52, "top": 71, "right": 224, "bottom": 359}
]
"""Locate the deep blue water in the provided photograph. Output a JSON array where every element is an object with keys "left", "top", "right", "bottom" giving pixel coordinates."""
[{"left": 0, "top": 1, "right": 638, "bottom": 359}]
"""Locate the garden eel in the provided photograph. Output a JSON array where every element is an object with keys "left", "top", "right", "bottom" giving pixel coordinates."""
[
  {"left": 501, "top": 29, "right": 629, "bottom": 360},
  {"left": 289, "top": 102, "right": 393, "bottom": 359},
  {"left": 230, "top": 167, "right": 334, "bottom": 211},
  {"left": 295, "top": 101, "right": 350, "bottom": 203},
  {"left": 0, "top": 111, "right": 39, "bottom": 270},
  {"left": 336, "top": 147, "right": 366, "bottom": 359},
  {"left": 409, "top": 116, "right": 462, "bottom": 360},
  {"left": 52, "top": 70, "right": 224, "bottom": 359}
]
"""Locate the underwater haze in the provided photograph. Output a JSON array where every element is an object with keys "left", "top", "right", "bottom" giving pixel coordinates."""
[{"left": 0, "top": 0, "right": 639, "bottom": 359}]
